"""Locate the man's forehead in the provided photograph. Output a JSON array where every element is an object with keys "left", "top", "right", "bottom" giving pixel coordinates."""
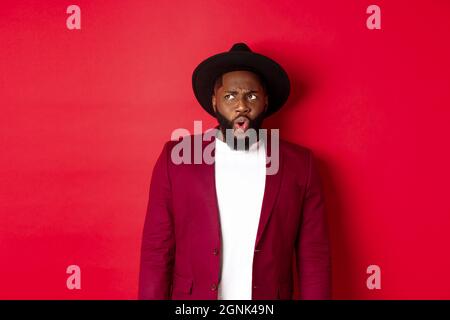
[
  {"left": 222, "top": 70, "right": 261, "bottom": 81},
  {"left": 221, "top": 71, "right": 263, "bottom": 88}
]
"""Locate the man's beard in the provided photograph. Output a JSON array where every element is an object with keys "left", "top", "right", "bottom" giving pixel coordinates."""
[{"left": 215, "top": 109, "right": 266, "bottom": 151}]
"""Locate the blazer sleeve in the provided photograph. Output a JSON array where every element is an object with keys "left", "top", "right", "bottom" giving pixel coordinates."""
[
  {"left": 138, "top": 141, "right": 175, "bottom": 299},
  {"left": 295, "top": 150, "right": 332, "bottom": 299}
]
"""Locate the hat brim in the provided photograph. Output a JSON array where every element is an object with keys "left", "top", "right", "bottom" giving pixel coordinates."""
[{"left": 192, "top": 50, "right": 290, "bottom": 117}]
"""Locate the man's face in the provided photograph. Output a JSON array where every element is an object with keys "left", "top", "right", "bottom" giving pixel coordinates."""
[{"left": 212, "top": 70, "right": 268, "bottom": 142}]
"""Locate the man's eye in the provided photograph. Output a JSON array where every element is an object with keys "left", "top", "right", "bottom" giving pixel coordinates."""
[
  {"left": 248, "top": 94, "right": 257, "bottom": 100},
  {"left": 224, "top": 94, "right": 235, "bottom": 100}
]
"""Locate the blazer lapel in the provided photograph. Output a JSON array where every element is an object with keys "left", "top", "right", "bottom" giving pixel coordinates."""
[
  {"left": 255, "top": 129, "right": 283, "bottom": 248},
  {"left": 198, "top": 134, "right": 221, "bottom": 245}
]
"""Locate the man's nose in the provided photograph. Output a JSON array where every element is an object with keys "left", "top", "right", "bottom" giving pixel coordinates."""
[{"left": 235, "top": 97, "right": 250, "bottom": 113}]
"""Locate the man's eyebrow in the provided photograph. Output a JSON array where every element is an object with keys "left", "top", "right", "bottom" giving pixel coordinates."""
[{"left": 224, "top": 89, "right": 260, "bottom": 93}]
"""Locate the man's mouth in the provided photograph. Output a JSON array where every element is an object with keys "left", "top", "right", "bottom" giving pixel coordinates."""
[{"left": 233, "top": 116, "right": 250, "bottom": 133}]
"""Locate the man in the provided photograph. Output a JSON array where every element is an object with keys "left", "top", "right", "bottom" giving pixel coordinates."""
[{"left": 138, "top": 43, "right": 331, "bottom": 300}]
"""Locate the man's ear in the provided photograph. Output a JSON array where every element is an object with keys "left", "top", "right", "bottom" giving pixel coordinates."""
[{"left": 212, "top": 95, "right": 217, "bottom": 113}]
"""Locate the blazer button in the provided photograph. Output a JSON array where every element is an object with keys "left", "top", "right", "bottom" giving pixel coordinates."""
[
  {"left": 213, "top": 248, "right": 219, "bottom": 255},
  {"left": 210, "top": 283, "right": 217, "bottom": 291}
]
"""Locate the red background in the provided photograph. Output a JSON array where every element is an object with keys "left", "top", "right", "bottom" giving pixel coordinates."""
[{"left": 1, "top": 0, "right": 450, "bottom": 299}]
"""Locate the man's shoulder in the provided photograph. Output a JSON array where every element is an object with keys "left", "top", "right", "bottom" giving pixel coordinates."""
[
  {"left": 159, "top": 133, "right": 212, "bottom": 166},
  {"left": 277, "top": 140, "right": 317, "bottom": 182},
  {"left": 279, "top": 138, "right": 313, "bottom": 160},
  {"left": 162, "top": 133, "right": 209, "bottom": 149}
]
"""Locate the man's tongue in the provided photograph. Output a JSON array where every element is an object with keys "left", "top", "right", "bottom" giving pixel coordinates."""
[{"left": 233, "top": 117, "right": 249, "bottom": 132}]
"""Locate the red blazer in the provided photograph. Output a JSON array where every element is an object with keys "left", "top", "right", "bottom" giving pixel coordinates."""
[{"left": 138, "top": 130, "right": 331, "bottom": 300}]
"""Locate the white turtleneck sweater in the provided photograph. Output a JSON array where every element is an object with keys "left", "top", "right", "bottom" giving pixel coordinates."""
[{"left": 214, "top": 136, "right": 267, "bottom": 300}]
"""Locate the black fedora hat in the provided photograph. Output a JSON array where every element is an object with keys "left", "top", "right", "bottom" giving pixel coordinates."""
[{"left": 192, "top": 42, "right": 290, "bottom": 117}]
